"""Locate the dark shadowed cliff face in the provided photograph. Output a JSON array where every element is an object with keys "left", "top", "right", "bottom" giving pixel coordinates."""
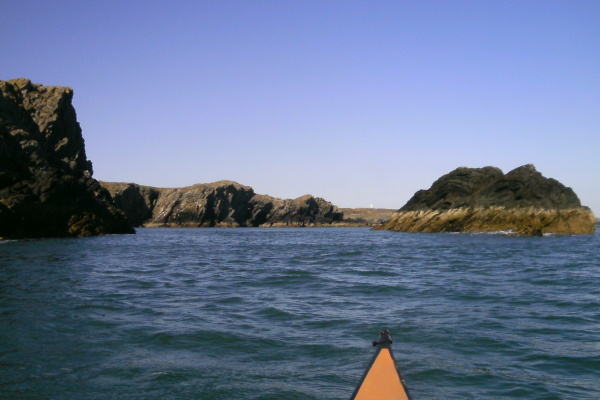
[
  {"left": 101, "top": 181, "right": 344, "bottom": 228},
  {"left": 0, "top": 79, "right": 134, "bottom": 238},
  {"left": 402, "top": 164, "right": 582, "bottom": 212},
  {"left": 100, "top": 182, "right": 160, "bottom": 227},
  {"left": 382, "top": 164, "right": 595, "bottom": 236},
  {"left": 250, "top": 193, "right": 343, "bottom": 227}
]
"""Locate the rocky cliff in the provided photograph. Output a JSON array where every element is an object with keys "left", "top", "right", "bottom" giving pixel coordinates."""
[
  {"left": 101, "top": 181, "right": 344, "bottom": 227},
  {"left": 381, "top": 164, "right": 595, "bottom": 236},
  {"left": 0, "top": 79, "right": 134, "bottom": 238}
]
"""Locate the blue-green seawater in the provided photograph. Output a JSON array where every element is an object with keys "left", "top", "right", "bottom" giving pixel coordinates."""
[{"left": 1, "top": 228, "right": 598, "bottom": 400}]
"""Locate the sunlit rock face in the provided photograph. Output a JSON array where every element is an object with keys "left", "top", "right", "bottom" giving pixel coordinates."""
[
  {"left": 0, "top": 79, "right": 134, "bottom": 238},
  {"left": 380, "top": 164, "right": 595, "bottom": 236},
  {"left": 101, "top": 180, "right": 344, "bottom": 228}
]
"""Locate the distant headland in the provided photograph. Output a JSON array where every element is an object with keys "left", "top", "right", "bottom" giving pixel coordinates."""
[
  {"left": 100, "top": 180, "right": 395, "bottom": 228},
  {"left": 99, "top": 180, "right": 346, "bottom": 228},
  {"left": 1, "top": 79, "right": 595, "bottom": 238}
]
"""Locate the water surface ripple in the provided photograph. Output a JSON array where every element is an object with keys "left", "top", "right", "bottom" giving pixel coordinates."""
[{"left": 1, "top": 228, "right": 599, "bottom": 399}]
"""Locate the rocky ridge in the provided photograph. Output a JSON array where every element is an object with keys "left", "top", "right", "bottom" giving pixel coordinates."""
[
  {"left": 380, "top": 164, "right": 595, "bottom": 236},
  {"left": 100, "top": 181, "right": 344, "bottom": 227},
  {"left": 0, "top": 79, "right": 134, "bottom": 238}
]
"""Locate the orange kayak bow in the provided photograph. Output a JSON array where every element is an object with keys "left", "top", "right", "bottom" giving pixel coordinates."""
[{"left": 350, "top": 329, "right": 412, "bottom": 400}]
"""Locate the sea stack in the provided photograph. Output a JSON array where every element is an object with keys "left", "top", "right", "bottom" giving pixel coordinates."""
[
  {"left": 0, "top": 78, "right": 134, "bottom": 238},
  {"left": 381, "top": 164, "right": 595, "bottom": 236}
]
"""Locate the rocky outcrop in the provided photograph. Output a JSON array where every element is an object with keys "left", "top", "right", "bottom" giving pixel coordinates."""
[
  {"left": 250, "top": 193, "right": 343, "bottom": 227},
  {"left": 0, "top": 79, "right": 134, "bottom": 238},
  {"left": 381, "top": 164, "right": 595, "bottom": 236},
  {"left": 101, "top": 181, "right": 344, "bottom": 227},
  {"left": 100, "top": 181, "right": 160, "bottom": 227},
  {"left": 151, "top": 181, "right": 257, "bottom": 227}
]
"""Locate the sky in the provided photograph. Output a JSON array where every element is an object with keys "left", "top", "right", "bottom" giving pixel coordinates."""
[{"left": 2, "top": 1, "right": 599, "bottom": 214}]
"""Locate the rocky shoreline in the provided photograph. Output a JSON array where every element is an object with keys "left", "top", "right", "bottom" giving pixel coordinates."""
[
  {"left": 100, "top": 180, "right": 345, "bottom": 228},
  {"left": 379, "top": 165, "right": 595, "bottom": 236},
  {"left": 100, "top": 180, "right": 397, "bottom": 228},
  {"left": 1, "top": 79, "right": 595, "bottom": 238}
]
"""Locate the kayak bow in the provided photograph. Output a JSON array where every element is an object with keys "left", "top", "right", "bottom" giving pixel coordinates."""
[{"left": 350, "top": 329, "right": 412, "bottom": 400}]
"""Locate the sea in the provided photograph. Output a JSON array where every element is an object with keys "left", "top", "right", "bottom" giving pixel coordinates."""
[{"left": 0, "top": 228, "right": 598, "bottom": 400}]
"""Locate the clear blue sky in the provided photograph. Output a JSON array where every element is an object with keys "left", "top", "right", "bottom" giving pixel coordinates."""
[{"left": 2, "top": 1, "right": 599, "bottom": 214}]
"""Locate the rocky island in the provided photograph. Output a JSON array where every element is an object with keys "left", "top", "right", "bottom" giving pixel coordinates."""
[
  {"left": 100, "top": 180, "right": 344, "bottom": 227},
  {"left": 380, "top": 165, "right": 595, "bottom": 236},
  {"left": 0, "top": 79, "right": 134, "bottom": 238}
]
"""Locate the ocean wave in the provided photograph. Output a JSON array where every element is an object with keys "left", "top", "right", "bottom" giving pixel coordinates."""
[{"left": 1, "top": 228, "right": 598, "bottom": 400}]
